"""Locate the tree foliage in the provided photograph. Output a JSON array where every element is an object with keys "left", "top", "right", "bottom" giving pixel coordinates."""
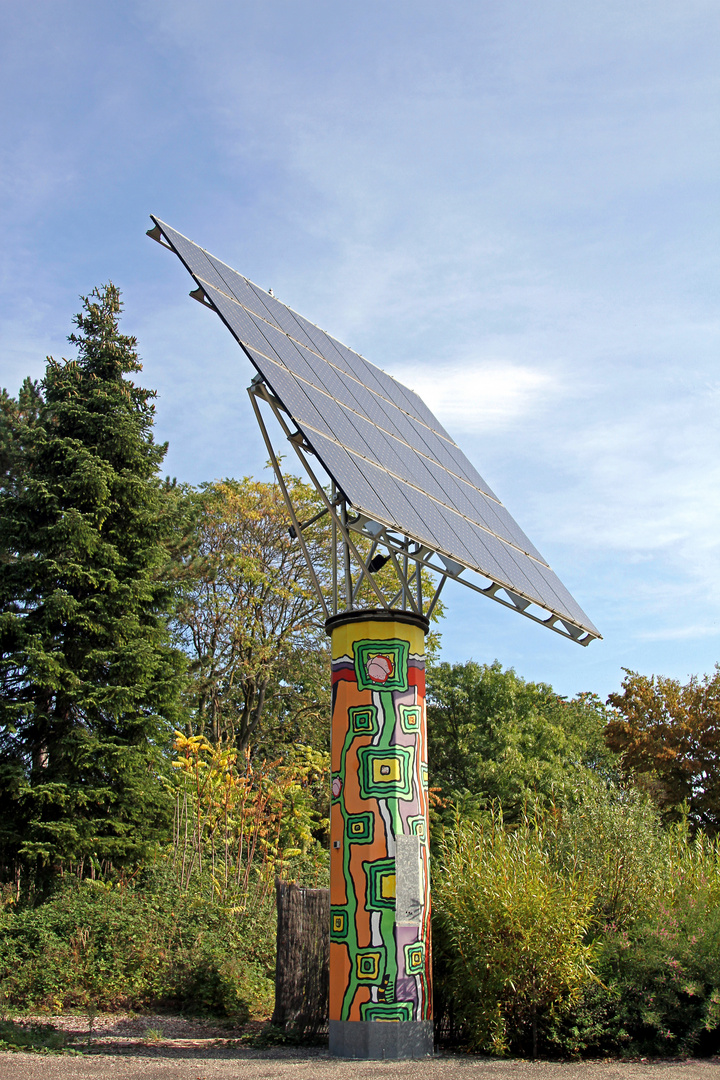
[
  {"left": 0, "top": 285, "right": 186, "bottom": 879},
  {"left": 171, "top": 731, "right": 329, "bottom": 899},
  {"left": 173, "top": 477, "right": 331, "bottom": 755},
  {"left": 605, "top": 667, "right": 720, "bottom": 833},
  {"left": 427, "top": 659, "right": 614, "bottom": 826}
]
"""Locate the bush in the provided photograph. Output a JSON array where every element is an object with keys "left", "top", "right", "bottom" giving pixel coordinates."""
[
  {"left": 546, "top": 823, "right": 720, "bottom": 1058},
  {"left": 0, "top": 868, "right": 276, "bottom": 1017},
  {"left": 433, "top": 783, "right": 720, "bottom": 1058},
  {"left": 553, "top": 776, "right": 675, "bottom": 927},
  {"left": 433, "top": 812, "right": 596, "bottom": 1056},
  {"left": 0, "top": 1019, "right": 72, "bottom": 1053},
  {"left": 545, "top": 908, "right": 720, "bottom": 1058}
]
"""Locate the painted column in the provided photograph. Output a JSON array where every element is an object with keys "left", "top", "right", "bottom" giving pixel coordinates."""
[{"left": 326, "top": 608, "right": 433, "bottom": 1059}]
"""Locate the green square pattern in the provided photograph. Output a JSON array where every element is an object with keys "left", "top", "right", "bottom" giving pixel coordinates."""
[
  {"left": 353, "top": 639, "right": 409, "bottom": 693},
  {"left": 408, "top": 815, "right": 427, "bottom": 842},
  {"left": 330, "top": 907, "right": 348, "bottom": 941},
  {"left": 357, "top": 745, "right": 414, "bottom": 801},
  {"left": 404, "top": 940, "right": 426, "bottom": 975},
  {"left": 421, "top": 763, "right": 429, "bottom": 791},
  {"left": 348, "top": 704, "right": 379, "bottom": 736},
  {"left": 399, "top": 704, "right": 422, "bottom": 733},
  {"left": 360, "top": 1002, "right": 414, "bottom": 1022},
  {"left": 346, "top": 812, "right": 374, "bottom": 844},
  {"left": 355, "top": 947, "right": 385, "bottom": 982},
  {"left": 365, "top": 857, "right": 396, "bottom": 911}
]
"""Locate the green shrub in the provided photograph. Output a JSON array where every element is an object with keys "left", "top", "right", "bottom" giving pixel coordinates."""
[
  {"left": 553, "top": 776, "right": 675, "bottom": 926},
  {"left": 433, "top": 813, "right": 596, "bottom": 1056},
  {"left": 0, "top": 868, "right": 276, "bottom": 1016},
  {"left": 0, "top": 1019, "right": 71, "bottom": 1053},
  {"left": 544, "top": 906, "right": 720, "bottom": 1058},
  {"left": 433, "top": 782, "right": 720, "bottom": 1059},
  {"left": 545, "top": 827, "right": 720, "bottom": 1058}
]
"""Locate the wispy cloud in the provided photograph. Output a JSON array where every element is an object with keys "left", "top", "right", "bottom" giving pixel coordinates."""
[
  {"left": 638, "top": 624, "right": 720, "bottom": 643},
  {"left": 389, "top": 361, "right": 560, "bottom": 431}
]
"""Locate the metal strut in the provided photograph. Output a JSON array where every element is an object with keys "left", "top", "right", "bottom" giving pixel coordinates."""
[
  {"left": 245, "top": 376, "right": 597, "bottom": 644},
  {"left": 247, "top": 388, "right": 329, "bottom": 619},
  {"left": 248, "top": 380, "right": 391, "bottom": 615}
]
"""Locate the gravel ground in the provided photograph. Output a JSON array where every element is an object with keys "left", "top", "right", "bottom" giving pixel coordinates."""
[
  {"left": 1, "top": 1049, "right": 720, "bottom": 1080},
  {"left": 1, "top": 1016, "right": 718, "bottom": 1080},
  {"left": 4, "top": 1012, "right": 271, "bottom": 1049}
]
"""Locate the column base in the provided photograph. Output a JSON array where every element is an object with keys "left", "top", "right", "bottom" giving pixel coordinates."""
[{"left": 329, "top": 1019, "right": 433, "bottom": 1059}]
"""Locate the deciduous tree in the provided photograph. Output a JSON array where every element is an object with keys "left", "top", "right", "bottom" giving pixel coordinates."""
[
  {"left": 427, "top": 660, "right": 614, "bottom": 824},
  {"left": 605, "top": 668, "right": 720, "bottom": 832},
  {"left": 174, "top": 477, "right": 331, "bottom": 754}
]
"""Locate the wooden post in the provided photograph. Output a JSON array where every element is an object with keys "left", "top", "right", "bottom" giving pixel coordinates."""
[{"left": 273, "top": 879, "right": 330, "bottom": 1036}]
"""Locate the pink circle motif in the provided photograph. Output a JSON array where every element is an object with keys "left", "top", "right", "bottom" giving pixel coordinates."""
[
  {"left": 367, "top": 654, "right": 394, "bottom": 683},
  {"left": 332, "top": 776, "right": 343, "bottom": 798}
]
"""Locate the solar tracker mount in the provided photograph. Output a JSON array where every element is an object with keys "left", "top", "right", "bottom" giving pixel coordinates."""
[{"left": 148, "top": 217, "right": 600, "bottom": 646}]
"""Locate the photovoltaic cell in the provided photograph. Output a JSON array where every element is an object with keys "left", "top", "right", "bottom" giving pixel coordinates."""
[
  {"left": 241, "top": 350, "right": 336, "bottom": 442},
  {"left": 206, "top": 254, "right": 274, "bottom": 317},
  {"left": 292, "top": 430, "right": 393, "bottom": 526},
  {"left": 150, "top": 216, "right": 599, "bottom": 638}
]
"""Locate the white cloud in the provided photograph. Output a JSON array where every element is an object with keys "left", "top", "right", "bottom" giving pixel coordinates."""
[
  {"left": 638, "top": 624, "right": 720, "bottom": 643},
  {"left": 387, "top": 361, "right": 559, "bottom": 431}
]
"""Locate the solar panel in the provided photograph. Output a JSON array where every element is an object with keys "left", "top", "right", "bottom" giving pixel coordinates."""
[{"left": 149, "top": 216, "right": 599, "bottom": 640}]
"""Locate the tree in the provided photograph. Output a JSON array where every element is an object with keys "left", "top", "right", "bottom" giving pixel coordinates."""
[
  {"left": 0, "top": 284, "right": 187, "bottom": 882},
  {"left": 174, "top": 476, "right": 445, "bottom": 758},
  {"left": 427, "top": 660, "right": 614, "bottom": 825},
  {"left": 605, "top": 668, "right": 720, "bottom": 832},
  {"left": 173, "top": 477, "right": 332, "bottom": 755}
]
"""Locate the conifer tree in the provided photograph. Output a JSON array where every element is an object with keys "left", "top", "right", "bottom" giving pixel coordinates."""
[{"left": 0, "top": 285, "right": 187, "bottom": 882}]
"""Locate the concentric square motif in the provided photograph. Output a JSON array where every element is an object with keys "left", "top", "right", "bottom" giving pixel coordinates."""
[
  {"left": 353, "top": 639, "right": 409, "bottom": 693},
  {"left": 365, "top": 858, "right": 397, "bottom": 910},
  {"left": 330, "top": 907, "right": 348, "bottom": 941},
  {"left": 399, "top": 704, "right": 421, "bottom": 734},
  {"left": 408, "top": 815, "right": 427, "bottom": 842},
  {"left": 348, "top": 704, "right": 379, "bottom": 736},
  {"left": 357, "top": 745, "right": 414, "bottom": 800},
  {"left": 355, "top": 948, "right": 384, "bottom": 982},
  {"left": 404, "top": 940, "right": 426, "bottom": 975},
  {"left": 346, "top": 812, "right": 374, "bottom": 843},
  {"left": 360, "top": 1001, "right": 414, "bottom": 1022}
]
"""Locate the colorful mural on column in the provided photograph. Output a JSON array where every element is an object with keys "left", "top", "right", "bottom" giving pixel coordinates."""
[{"left": 327, "top": 612, "right": 432, "bottom": 1029}]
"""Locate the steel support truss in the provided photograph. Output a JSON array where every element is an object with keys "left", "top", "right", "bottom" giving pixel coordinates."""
[{"left": 247, "top": 376, "right": 596, "bottom": 645}]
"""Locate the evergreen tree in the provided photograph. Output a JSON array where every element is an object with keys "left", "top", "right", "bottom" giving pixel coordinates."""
[{"left": 0, "top": 285, "right": 187, "bottom": 883}]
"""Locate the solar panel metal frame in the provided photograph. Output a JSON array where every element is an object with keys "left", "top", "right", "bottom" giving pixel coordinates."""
[{"left": 148, "top": 216, "right": 600, "bottom": 646}]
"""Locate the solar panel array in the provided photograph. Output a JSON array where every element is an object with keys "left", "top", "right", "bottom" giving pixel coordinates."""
[{"left": 150, "top": 216, "right": 598, "bottom": 639}]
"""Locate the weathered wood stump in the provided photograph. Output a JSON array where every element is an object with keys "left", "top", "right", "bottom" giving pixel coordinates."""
[{"left": 273, "top": 879, "right": 330, "bottom": 1035}]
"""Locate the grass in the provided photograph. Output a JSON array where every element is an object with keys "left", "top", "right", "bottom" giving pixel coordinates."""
[{"left": 0, "top": 1018, "right": 81, "bottom": 1054}]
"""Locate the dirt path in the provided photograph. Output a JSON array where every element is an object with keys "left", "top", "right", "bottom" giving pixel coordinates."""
[
  {"left": 1, "top": 1049, "right": 719, "bottom": 1080},
  {"left": 2, "top": 1017, "right": 717, "bottom": 1080}
]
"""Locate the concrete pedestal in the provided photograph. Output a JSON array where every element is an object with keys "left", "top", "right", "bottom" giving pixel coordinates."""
[{"left": 329, "top": 1019, "right": 433, "bottom": 1059}]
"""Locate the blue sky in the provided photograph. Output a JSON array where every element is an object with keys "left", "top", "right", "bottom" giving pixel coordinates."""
[{"left": 2, "top": 2, "right": 719, "bottom": 699}]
